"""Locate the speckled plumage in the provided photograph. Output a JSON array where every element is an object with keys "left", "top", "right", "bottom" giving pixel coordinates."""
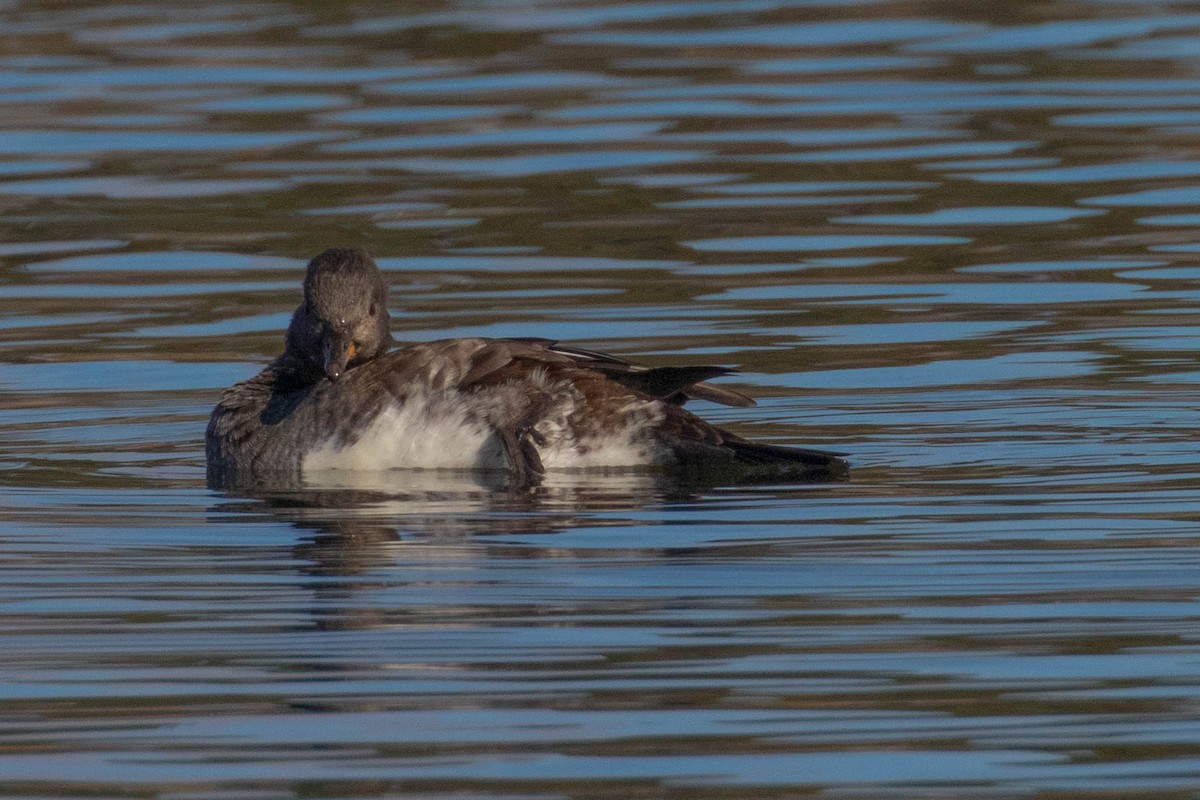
[{"left": 206, "top": 248, "right": 848, "bottom": 486}]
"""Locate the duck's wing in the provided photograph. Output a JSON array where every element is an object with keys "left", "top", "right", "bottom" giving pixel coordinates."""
[
  {"left": 507, "top": 337, "right": 757, "bottom": 408},
  {"left": 378, "top": 339, "right": 554, "bottom": 480}
]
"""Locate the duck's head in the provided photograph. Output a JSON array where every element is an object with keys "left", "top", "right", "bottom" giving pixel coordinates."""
[{"left": 284, "top": 247, "right": 394, "bottom": 382}]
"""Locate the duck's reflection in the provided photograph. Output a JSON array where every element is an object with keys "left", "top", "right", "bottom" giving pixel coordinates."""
[
  {"left": 211, "top": 467, "right": 726, "bottom": 569},
  {"left": 209, "top": 468, "right": 741, "bottom": 630}
]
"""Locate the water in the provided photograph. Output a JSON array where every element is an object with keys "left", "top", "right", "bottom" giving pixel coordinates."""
[{"left": 3, "top": 0, "right": 1200, "bottom": 796}]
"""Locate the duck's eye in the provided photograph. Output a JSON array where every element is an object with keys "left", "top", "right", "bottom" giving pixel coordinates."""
[{"left": 367, "top": 302, "right": 377, "bottom": 317}]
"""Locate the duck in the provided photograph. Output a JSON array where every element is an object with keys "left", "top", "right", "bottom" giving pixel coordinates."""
[{"left": 205, "top": 247, "right": 848, "bottom": 486}]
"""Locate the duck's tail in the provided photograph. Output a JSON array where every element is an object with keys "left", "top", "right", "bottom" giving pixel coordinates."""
[{"left": 723, "top": 438, "right": 850, "bottom": 481}]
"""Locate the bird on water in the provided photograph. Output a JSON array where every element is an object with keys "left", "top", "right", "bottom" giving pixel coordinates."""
[{"left": 205, "top": 247, "right": 848, "bottom": 486}]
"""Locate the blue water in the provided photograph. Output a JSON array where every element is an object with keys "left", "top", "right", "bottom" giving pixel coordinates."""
[{"left": 3, "top": 1, "right": 1200, "bottom": 798}]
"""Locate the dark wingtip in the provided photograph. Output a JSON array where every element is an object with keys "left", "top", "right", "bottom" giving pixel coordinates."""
[
  {"left": 727, "top": 439, "right": 849, "bottom": 469},
  {"left": 610, "top": 365, "right": 759, "bottom": 408}
]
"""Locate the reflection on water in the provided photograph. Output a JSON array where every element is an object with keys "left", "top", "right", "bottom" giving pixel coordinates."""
[
  {"left": 4, "top": 0, "right": 1200, "bottom": 796},
  {"left": 220, "top": 468, "right": 744, "bottom": 545}
]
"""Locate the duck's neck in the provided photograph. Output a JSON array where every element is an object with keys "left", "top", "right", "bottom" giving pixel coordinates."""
[{"left": 268, "top": 351, "right": 325, "bottom": 391}]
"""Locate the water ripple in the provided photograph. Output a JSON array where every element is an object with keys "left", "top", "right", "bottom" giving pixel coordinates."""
[
  {"left": 687, "top": 234, "right": 972, "bottom": 251},
  {"left": 3, "top": 2, "right": 1200, "bottom": 797}
]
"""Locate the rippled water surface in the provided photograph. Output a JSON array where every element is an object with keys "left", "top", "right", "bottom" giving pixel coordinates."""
[{"left": 5, "top": 1, "right": 1200, "bottom": 797}]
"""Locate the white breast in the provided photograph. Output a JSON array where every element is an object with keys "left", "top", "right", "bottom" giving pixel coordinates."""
[
  {"left": 301, "top": 394, "right": 507, "bottom": 474},
  {"left": 300, "top": 387, "right": 666, "bottom": 475}
]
